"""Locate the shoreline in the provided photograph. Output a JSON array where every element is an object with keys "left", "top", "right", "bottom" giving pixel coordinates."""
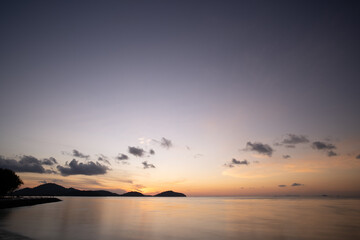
[{"left": 0, "top": 197, "right": 61, "bottom": 209}]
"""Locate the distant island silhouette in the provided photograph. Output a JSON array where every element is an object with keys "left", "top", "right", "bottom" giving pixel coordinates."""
[
  {"left": 12, "top": 183, "right": 186, "bottom": 197},
  {"left": 121, "top": 191, "right": 146, "bottom": 197},
  {"left": 155, "top": 190, "right": 186, "bottom": 197}
]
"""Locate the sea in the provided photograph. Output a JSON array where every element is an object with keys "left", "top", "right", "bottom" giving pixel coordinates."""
[{"left": 0, "top": 197, "right": 359, "bottom": 240}]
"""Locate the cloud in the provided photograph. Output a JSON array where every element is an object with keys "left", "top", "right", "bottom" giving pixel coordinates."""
[
  {"left": 312, "top": 141, "right": 336, "bottom": 150},
  {"left": 285, "top": 145, "right": 295, "bottom": 148},
  {"left": 225, "top": 163, "right": 235, "bottom": 168},
  {"left": 134, "top": 184, "right": 145, "bottom": 189},
  {"left": 283, "top": 155, "right": 291, "bottom": 159},
  {"left": 245, "top": 142, "right": 273, "bottom": 157},
  {"left": 132, "top": 184, "right": 146, "bottom": 192},
  {"left": 357, "top": 154, "right": 360, "bottom": 159},
  {"left": 0, "top": 155, "right": 56, "bottom": 173},
  {"left": 57, "top": 159, "right": 109, "bottom": 176},
  {"left": 278, "top": 185, "right": 287, "bottom": 187},
  {"left": 97, "top": 154, "right": 111, "bottom": 165},
  {"left": 194, "top": 154, "right": 203, "bottom": 159},
  {"left": 327, "top": 151, "right": 337, "bottom": 157},
  {"left": 160, "top": 137, "right": 173, "bottom": 149},
  {"left": 142, "top": 161, "right": 155, "bottom": 169},
  {"left": 291, "top": 183, "right": 304, "bottom": 187},
  {"left": 281, "top": 134, "right": 309, "bottom": 145},
  {"left": 39, "top": 179, "right": 63, "bottom": 184},
  {"left": 116, "top": 154, "right": 129, "bottom": 161},
  {"left": 128, "top": 147, "right": 145, "bottom": 157},
  {"left": 41, "top": 157, "right": 58, "bottom": 166},
  {"left": 232, "top": 159, "right": 249, "bottom": 165},
  {"left": 225, "top": 158, "right": 249, "bottom": 168},
  {"left": 149, "top": 149, "right": 155, "bottom": 155},
  {"left": 312, "top": 141, "right": 337, "bottom": 157},
  {"left": 72, "top": 149, "right": 90, "bottom": 159}
]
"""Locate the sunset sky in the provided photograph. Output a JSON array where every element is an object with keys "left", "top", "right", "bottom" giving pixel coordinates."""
[{"left": 1, "top": 0, "right": 359, "bottom": 196}]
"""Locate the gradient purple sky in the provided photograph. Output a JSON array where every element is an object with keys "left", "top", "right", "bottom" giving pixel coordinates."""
[{"left": 0, "top": 0, "right": 359, "bottom": 196}]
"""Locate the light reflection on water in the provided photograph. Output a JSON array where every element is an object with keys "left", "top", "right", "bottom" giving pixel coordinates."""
[{"left": 0, "top": 197, "right": 359, "bottom": 240}]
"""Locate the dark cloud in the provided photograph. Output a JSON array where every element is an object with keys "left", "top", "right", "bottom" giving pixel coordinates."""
[
  {"left": 357, "top": 154, "right": 360, "bottom": 159},
  {"left": 225, "top": 158, "right": 249, "bottom": 168},
  {"left": 278, "top": 185, "right": 287, "bottom": 187},
  {"left": 283, "top": 155, "right": 291, "bottom": 159},
  {"left": 149, "top": 149, "right": 155, "bottom": 155},
  {"left": 291, "top": 183, "right": 304, "bottom": 187},
  {"left": 160, "top": 137, "right": 173, "bottom": 149},
  {"left": 327, "top": 151, "right": 337, "bottom": 157},
  {"left": 142, "top": 161, "right": 155, "bottom": 169},
  {"left": 57, "top": 159, "right": 109, "bottom": 176},
  {"left": 46, "top": 169, "right": 58, "bottom": 174},
  {"left": 245, "top": 142, "right": 273, "bottom": 157},
  {"left": 312, "top": 141, "right": 336, "bottom": 150},
  {"left": 312, "top": 141, "right": 337, "bottom": 157},
  {"left": 116, "top": 154, "right": 129, "bottom": 161},
  {"left": 41, "top": 157, "right": 58, "bottom": 165},
  {"left": 0, "top": 155, "right": 56, "bottom": 173},
  {"left": 128, "top": 147, "right": 145, "bottom": 157},
  {"left": 232, "top": 159, "right": 249, "bottom": 165},
  {"left": 97, "top": 154, "right": 111, "bottom": 165},
  {"left": 281, "top": 134, "right": 309, "bottom": 145},
  {"left": 72, "top": 149, "right": 90, "bottom": 159}
]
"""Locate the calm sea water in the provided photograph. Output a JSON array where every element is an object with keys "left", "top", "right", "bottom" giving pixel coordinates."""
[{"left": 0, "top": 197, "right": 359, "bottom": 240}]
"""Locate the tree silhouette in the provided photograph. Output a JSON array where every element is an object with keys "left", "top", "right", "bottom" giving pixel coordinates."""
[{"left": 0, "top": 168, "right": 23, "bottom": 196}]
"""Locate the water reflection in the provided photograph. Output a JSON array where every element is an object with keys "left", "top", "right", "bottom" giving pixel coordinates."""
[{"left": 0, "top": 197, "right": 359, "bottom": 240}]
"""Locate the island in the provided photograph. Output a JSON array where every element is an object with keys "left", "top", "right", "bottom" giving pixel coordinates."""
[
  {"left": 121, "top": 191, "right": 146, "bottom": 197},
  {"left": 155, "top": 190, "right": 186, "bottom": 197},
  {"left": 12, "top": 183, "right": 119, "bottom": 197},
  {"left": 11, "top": 183, "right": 186, "bottom": 197},
  {"left": 1, "top": 183, "right": 186, "bottom": 209}
]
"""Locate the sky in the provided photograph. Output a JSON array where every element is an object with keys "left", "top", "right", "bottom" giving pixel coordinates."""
[{"left": 0, "top": 0, "right": 359, "bottom": 196}]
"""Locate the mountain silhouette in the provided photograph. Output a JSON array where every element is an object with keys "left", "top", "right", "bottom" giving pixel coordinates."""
[
  {"left": 121, "top": 191, "right": 145, "bottom": 197},
  {"left": 13, "top": 183, "right": 186, "bottom": 197},
  {"left": 155, "top": 190, "right": 186, "bottom": 197},
  {"left": 13, "top": 183, "right": 119, "bottom": 196}
]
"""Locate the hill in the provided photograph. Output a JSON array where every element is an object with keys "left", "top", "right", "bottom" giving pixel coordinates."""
[
  {"left": 13, "top": 183, "right": 119, "bottom": 197},
  {"left": 121, "top": 191, "right": 145, "bottom": 197},
  {"left": 12, "top": 183, "right": 186, "bottom": 197},
  {"left": 155, "top": 190, "right": 186, "bottom": 197}
]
